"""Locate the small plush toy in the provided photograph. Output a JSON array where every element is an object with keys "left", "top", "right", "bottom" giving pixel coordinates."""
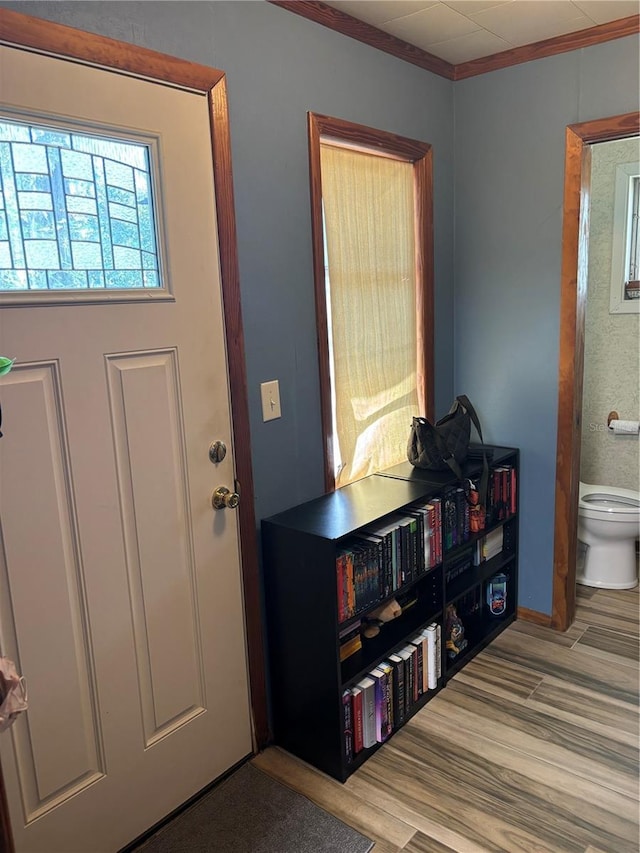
[{"left": 361, "top": 598, "right": 401, "bottom": 639}]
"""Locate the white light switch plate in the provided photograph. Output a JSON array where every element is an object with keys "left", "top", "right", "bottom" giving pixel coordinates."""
[{"left": 260, "top": 380, "right": 281, "bottom": 421}]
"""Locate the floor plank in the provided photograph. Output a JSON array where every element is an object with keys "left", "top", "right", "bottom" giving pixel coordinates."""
[
  {"left": 451, "top": 652, "right": 544, "bottom": 701},
  {"left": 526, "top": 676, "right": 639, "bottom": 743},
  {"left": 346, "top": 772, "right": 500, "bottom": 853},
  {"left": 574, "top": 590, "right": 640, "bottom": 637},
  {"left": 574, "top": 624, "right": 640, "bottom": 664}
]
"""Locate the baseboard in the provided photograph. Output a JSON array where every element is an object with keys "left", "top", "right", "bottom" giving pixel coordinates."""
[{"left": 517, "top": 606, "right": 552, "bottom": 626}]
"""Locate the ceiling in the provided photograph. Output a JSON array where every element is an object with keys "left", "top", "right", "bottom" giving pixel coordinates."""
[{"left": 321, "top": 0, "right": 639, "bottom": 64}]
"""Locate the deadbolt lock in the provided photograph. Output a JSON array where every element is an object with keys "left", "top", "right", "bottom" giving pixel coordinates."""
[{"left": 208, "top": 441, "right": 227, "bottom": 464}]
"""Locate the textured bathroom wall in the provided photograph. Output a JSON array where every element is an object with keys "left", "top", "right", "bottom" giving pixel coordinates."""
[{"left": 581, "top": 137, "right": 640, "bottom": 492}]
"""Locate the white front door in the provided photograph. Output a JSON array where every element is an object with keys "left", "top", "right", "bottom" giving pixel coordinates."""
[{"left": 0, "top": 40, "right": 253, "bottom": 853}]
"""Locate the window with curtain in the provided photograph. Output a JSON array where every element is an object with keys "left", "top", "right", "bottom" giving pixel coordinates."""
[{"left": 308, "top": 114, "right": 434, "bottom": 490}]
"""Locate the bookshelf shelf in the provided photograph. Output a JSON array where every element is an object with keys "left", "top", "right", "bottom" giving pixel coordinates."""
[
  {"left": 447, "top": 548, "right": 516, "bottom": 603},
  {"left": 262, "top": 444, "right": 519, "bottom": 782}
]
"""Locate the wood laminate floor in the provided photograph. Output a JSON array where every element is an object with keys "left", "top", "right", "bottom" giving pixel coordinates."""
[{"left": 253, "top": 583, "right": 639, "bottom": 853}]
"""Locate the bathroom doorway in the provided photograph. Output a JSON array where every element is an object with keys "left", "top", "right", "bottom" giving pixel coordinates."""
[{"left": 552, "top": 112, "right": 640, "bottom": 632}]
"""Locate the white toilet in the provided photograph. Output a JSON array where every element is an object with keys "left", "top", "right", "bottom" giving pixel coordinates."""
[{"left": 577, "top": 482, "right": 640, "bottom": 589}]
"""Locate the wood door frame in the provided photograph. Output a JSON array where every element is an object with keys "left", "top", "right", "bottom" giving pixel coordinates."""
[
  {"left": 0, "top": 10, "right": 268, "bottom": 849},
  {"left": 552, "top": 110, "right": 640, "bottom": 631}
]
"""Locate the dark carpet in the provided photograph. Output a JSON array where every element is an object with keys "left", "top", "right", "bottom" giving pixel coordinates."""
[{"left": 135, "top": 763, "right": 374, "bottom": 853}]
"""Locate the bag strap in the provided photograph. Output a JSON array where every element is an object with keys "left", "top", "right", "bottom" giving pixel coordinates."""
[
  {"left": 455, "top": 395, "right": 489, "bottom": 507},
  {"left": 456, "top": 394, "right": 484, "bottom": 442}
]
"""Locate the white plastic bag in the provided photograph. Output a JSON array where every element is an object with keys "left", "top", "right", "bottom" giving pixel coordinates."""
[{"left": 0, "top": 657, "right": 27, "bottom": 733}]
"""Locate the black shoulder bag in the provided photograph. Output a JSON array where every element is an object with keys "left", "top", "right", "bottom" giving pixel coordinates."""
[{"left": 407, "top": 394, "right": 489, "bottom": 506}]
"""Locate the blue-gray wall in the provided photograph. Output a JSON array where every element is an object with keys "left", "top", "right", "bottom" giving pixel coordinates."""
[
  {"left": 454, "top": 37, "right": 640, "bottom": 613},
  {"left": 3, "top": 2, "right": 639, "bottom": 617}
]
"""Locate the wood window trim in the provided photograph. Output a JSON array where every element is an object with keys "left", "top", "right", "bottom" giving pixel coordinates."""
[
  {"left": 552, "top": 110, "right": 640, "bottom": 632},
  {"left": 0, "top": 14, "right": 269, "bottom": 850},
  {"left": 308, "top": 112, "right": 434, "bottom": 493}
]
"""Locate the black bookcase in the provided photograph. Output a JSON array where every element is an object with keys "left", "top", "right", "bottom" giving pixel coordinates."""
[{"left": 262, "top": 445, "right": 519, "bottom": 782}]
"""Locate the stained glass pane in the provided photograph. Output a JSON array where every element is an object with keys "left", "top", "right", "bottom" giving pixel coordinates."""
[
  {"left": 21, "top": 210, "right": 56, "bottom": 240},
  {"left": 24, "top": 240, "right": 60, "bottom": 269},
  {"left": 68, "top": 213, "right": 100, "bottom": 242},
  {"left": 15, "top": 174, "right": 50, "bottom": 192},
  {"left": 28, "top": 270, "right": 48, "bottom": 289},
  {"left": 18, "top": 192, "right": 53, "bottom": 211},
  {"left": 66, "top": 197, "right": 97, "bottom": 215},
  {"left": 12, "top": 143, "right": 48, "bottom": 173},
  {"left": 61, "top": 149, "right": 94, "bottom": 181},
  {"left": 71, "top": 242, "right": 103, "bottom": 269},
  {"left": 0, "top": 117, "right": 162, "bottom": 292}
]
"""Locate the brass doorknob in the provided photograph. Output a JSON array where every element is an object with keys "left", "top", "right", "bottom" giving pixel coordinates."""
[{"left": 212, "top": 486, "right": 240, "bottom": 510}]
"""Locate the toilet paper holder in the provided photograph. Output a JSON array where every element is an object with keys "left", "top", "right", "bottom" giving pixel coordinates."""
[{"left": 607, "top": 411, "right": 640, "bottom": 435}]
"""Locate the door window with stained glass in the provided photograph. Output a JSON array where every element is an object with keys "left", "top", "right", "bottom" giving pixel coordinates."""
[{"left": 0, "top": 117, "right": 162, "bottom": 293}]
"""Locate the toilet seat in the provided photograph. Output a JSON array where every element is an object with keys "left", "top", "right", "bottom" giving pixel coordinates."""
[
  {"left": 582, "top": 493, "right": 640, "bottom": 510},
  {"left": 579, "top": 483, "right": 640, "bottom": 517}
]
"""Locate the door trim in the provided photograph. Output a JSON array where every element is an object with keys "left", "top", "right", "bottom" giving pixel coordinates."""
[
  {"left": 0, "top": 9, "right": 268, "bottom": 848},
  {"left": 552, "top": 110, "right": 640, "bottom": 631}
]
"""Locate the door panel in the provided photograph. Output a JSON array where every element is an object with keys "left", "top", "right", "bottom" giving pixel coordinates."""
[
  {"left": 0, "top": 40, "right": 253, "bottom": 853},
  {"left": 1, "top": 362, "right": 104, "bottom": 819},
  {"left": 106, "top": 350, "right": 205, "bottom": 741}
]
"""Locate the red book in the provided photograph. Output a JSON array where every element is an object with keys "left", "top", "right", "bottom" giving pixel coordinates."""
[{"left": 501, "top": 468, "right": 508, "bottom": 518}]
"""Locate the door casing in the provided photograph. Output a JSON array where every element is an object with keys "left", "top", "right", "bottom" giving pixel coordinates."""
[
  {"left": 552, "top": 110, "right": 640, "bottom": 631},
  {"left": 0, "top": 8, "right": 269, "bottom": 849}
]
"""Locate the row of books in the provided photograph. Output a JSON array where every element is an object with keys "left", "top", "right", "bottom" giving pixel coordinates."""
[
  {"left": 442, "top": 463, "right": 517, "bottom": 550},
  {"left": 475, "top": 527, "right": 504, "bottom": 563},
  {"left": 336, "top": 463, "right": 518, "bottom": 624},
  {"left": 337, "top": 500, "right": 443, "bottom": 623},
  {"left": 486, "top": 465, "right": 517, "bottom": 525},
  {"left": 342, "top": 622, "right": 442, "bottom": 763}
]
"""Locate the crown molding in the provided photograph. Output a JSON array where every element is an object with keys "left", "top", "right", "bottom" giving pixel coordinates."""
[
  {"left": 268, "top": 2, "right": 640, "bottom": 81},
  {"left": 268, "top": 0, "right": 455, "bottom": 79},
  {"left": 455, "top": 14, "right": 640, "bottom": 79}
]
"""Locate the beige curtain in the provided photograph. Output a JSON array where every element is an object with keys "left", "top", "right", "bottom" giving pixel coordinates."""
[{"left": 321, "top": 144, "right": 419, "bottom": 488}]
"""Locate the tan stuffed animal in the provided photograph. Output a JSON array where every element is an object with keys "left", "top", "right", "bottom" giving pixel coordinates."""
[{"left": 361, "top": 598, "right": 402, "bottom": 639}]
